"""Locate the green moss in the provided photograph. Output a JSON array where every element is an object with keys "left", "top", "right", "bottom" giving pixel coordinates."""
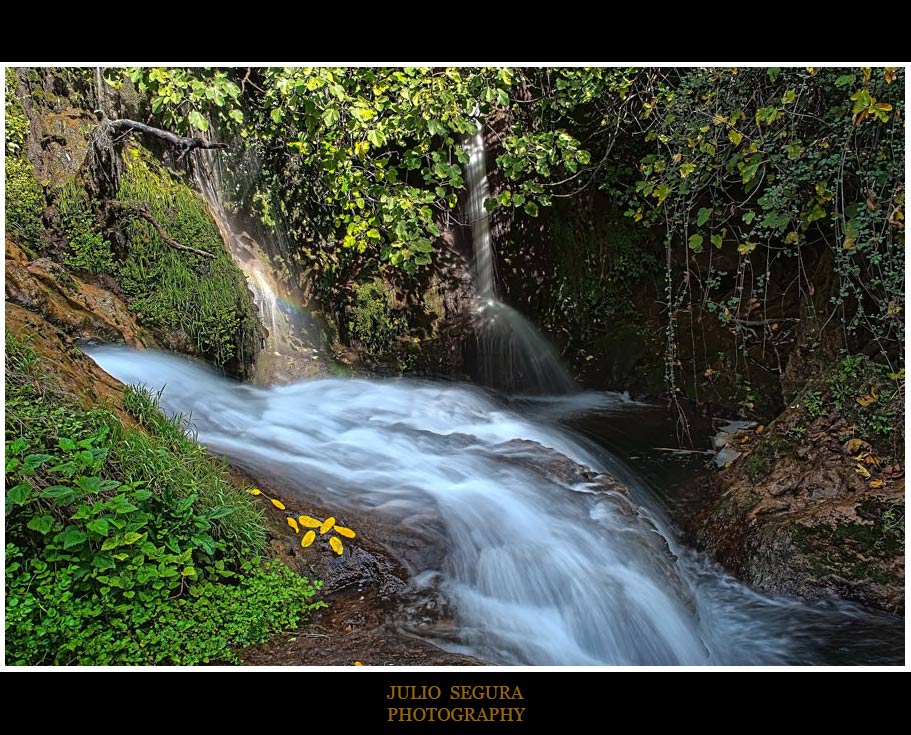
[
  {"left": 5, "top": 69, "right": 29, "bottom": 154},
  {"left": 115, "top": 147, "right": 260, "bottom": 372},
  {"left": 5, "top": 71, "right": 46, "bottom": 247},
  {"left": 544, "top": 203, "right": 658, "bottom": 335}
]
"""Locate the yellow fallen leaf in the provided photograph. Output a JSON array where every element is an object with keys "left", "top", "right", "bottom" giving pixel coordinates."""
[
  {"left": 858, "top": 453, "right": 882, "bottom": 466},
  {"left": 329, "top": 536, "right": 344, "bottom": 555},
  {"left": 855, "top": 464, "right": 872, "bottom": 479},
  {"left": 301, "top": 530, "right": 316, "bottom": 548},
  {"left": 354, "top": 661, "right": 364, "bottom": 666},
  {"left": 320, "top": 516, "right": 336, "bottom": 535},
  {"left": 298, "top": 515, "right": 321, "bottom": 528},
  {"left": 334, "top": 525, "right": 356, "bottom": 539},
  {"left": 287, "top": 517, "right": 300, "bottom": 533},
  {"left": 755, "top": 425, "right": 765, "bottom": 434},
  {"left": 270, "top": 498, "right": 286, "bottom": 510},
  {"left": 739, "top": 435, "right": 750, "bottom": 444},
  {"left": 248, "top": 488, "right": 262, "bottom": 496},
  {"left": 856, "top": 393, "right": 877, "bottom": 407},
  {"left": 869, "top": 478, "right": 885, "bottom": 489},
  {"left": 843, "top": 438, "right": 871, "bottom": 454}
]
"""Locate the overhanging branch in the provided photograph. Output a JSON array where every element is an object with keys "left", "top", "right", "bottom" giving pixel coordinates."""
[{"left": 102, "top": 116, "right": 228, "bottom": 161}]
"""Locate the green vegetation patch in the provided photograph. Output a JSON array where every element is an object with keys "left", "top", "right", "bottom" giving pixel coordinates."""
[
  {"left": 5, "top": 70, "right": 46, "bottom": 248},
  {"left": 5, "top": 332, "right": 323, "bottom": 665},
  {"left": 348, "top": 278, "right": 408, "bottom": 357},
  {"left": 115, "top": 147, "right": 260, "bottom": 369}
]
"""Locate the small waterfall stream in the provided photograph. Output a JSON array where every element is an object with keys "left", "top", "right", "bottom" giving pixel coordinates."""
[
  {"left": 85, "top": 124, "right": 901, "bottom": 666},
  {"left": 463, "top": 124, "right": 576, "bottom": 395}
]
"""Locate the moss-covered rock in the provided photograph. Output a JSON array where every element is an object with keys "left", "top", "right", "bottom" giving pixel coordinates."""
[
  {"left": 688, "top": 360, "right": 904, "bottom": 613},
  {"left": 114, "top": 146, "right": 261, "bottom": 377},
  {"left": 5, "top": 71, "right": 46, "bottom": 249}
]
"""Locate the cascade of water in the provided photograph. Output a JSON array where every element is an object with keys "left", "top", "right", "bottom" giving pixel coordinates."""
[
  {"left": 87, "top": 345, "right": 903, "bottom": 666},
  {"left": 193, "top": 154, "right": 321, "bottom": 385},
  {"left": 463, "top": 124, "right": 575, "bottom": 395}
]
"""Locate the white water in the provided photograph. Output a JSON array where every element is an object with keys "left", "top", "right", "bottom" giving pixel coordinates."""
[
  {"left": 463, "top": 125, "right": 576, "bottom": 395},
  {"left": 86, "top": 346, "right": 902, "bottom": 665}
]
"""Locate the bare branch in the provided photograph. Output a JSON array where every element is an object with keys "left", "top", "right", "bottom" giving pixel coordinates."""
[{"left": 101, "top": 116, "right": 228, "bottom": 161}]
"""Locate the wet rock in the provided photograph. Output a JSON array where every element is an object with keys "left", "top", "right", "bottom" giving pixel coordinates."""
[
  {"left": 687, "top": 407, "right": 904, "bottom": 614},
  {"left": 5, "top": 238, "right": 157, "bottom": 349}
]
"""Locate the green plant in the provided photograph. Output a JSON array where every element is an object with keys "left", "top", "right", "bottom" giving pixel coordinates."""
[
  {"left": 348, "top": 278, "right": 407, "bottom": 356},
  {"left": 5, "top": 332, "right": 324, "bottom": 665},
  {"left": 789, "top": 424, "right": 807, "bottom": 440},
  {"left": 58, "top": 182, "right": 114, "bottom": 273},
  {"left": 804, "top": 390, "right": 826, "bottom": 418}
]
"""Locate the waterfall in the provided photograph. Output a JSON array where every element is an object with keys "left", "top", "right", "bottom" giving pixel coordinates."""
[
  {"left": 193, "top": 154, "right": 323, "bottom": 385},
  {"left": 463, "top": 124, "right": 576, "bottom": 395}
]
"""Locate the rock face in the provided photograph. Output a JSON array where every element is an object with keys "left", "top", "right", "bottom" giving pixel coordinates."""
[
  {"left": 6, "top": 238, "right": 157, "bottom": 349},
  {"left": 688, "top": 407, "right": 904, "bottom": 614}
]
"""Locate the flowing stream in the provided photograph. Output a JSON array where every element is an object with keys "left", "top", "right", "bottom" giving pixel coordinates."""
[
  {"left": 83, "top": 128, "right": 902, "bottom": 665},
  {"left": 86, "top": 346, "right": 902, "bottom": 665}
]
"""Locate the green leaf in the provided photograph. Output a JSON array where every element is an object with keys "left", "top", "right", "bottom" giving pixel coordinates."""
[
  {"left": 576, "top": 150, "right": 591, "bottom": 165},
  {"left": 8, "top": 438, "right": 28, "bottom": 454},
  {"left": 524, "top": 201, "right": 539, "bottom": 217},
  {"left": 62, "top": 527, "right": 88, "bottom": 550},
  {"left": 187, "top": 109, "right": 208, "bottom": 132},
  {"left": 228, "top": 108, "right": 244, "bottom": 123},
  {"left": 204, "top": 506, "right": 235, "bottom": 520},
  {"left": 321, "top": 106, "right": 338, "bottom": 127},
  {"left": 741, "top": 162, "right": 760, "bottom": 184},
  {"left": 192, "top": 534, "right": 216, "bottom": 556},
  {"left": 7, "top": 483, "right": 32, "bottom": 505},
  {"left": 496, "top": 89, "right": 509, "bottom": 107},
  {"left": 41, "top": 485, "right": 76, "bottom": 504},
  {"left": 742, "top": 211, "right": 756, "bottom": 224},
  {"left": 697, "top": 207, "right": 712, "bottom": 226},
  {"left": 680, "top": 162, "right": 696, "bottom": 179},
  {"left": 58, "top": 437, "right": 77, "bottom": 451},
  {"left": 767, "top": 67, "right": 780, "bottom": 81},
  {"left": 728, "top": 129, "right": 743, "bottom": 146},
  {"left": 688, "top": 234, "right": 704, "bottom": 252},
  {"left": 23, "top": 454, "right": 54, "bottom": 471},
  {"left": 6, "top": 457, "right": 19, "bottom": 473},
  {"left": 738, "top": 241, "right": 758, "bottom": 255},
  {"left": 270, "top": 107, "right": 283, "bottom": 123},
  {"left": 86, "top": 518, "right": 110, "bottom": 536},
  {"left": 834, "top": 74, "right": 854, "bottom": 88},
  {"left": 782, "top": 89, "right": 796, "bottom": 105},
  {"left": 710, "top": 234, "right": 723, "bottom": 249},
  {"left": 27, "top": 514, "right": 55, "bottom": 534}
]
